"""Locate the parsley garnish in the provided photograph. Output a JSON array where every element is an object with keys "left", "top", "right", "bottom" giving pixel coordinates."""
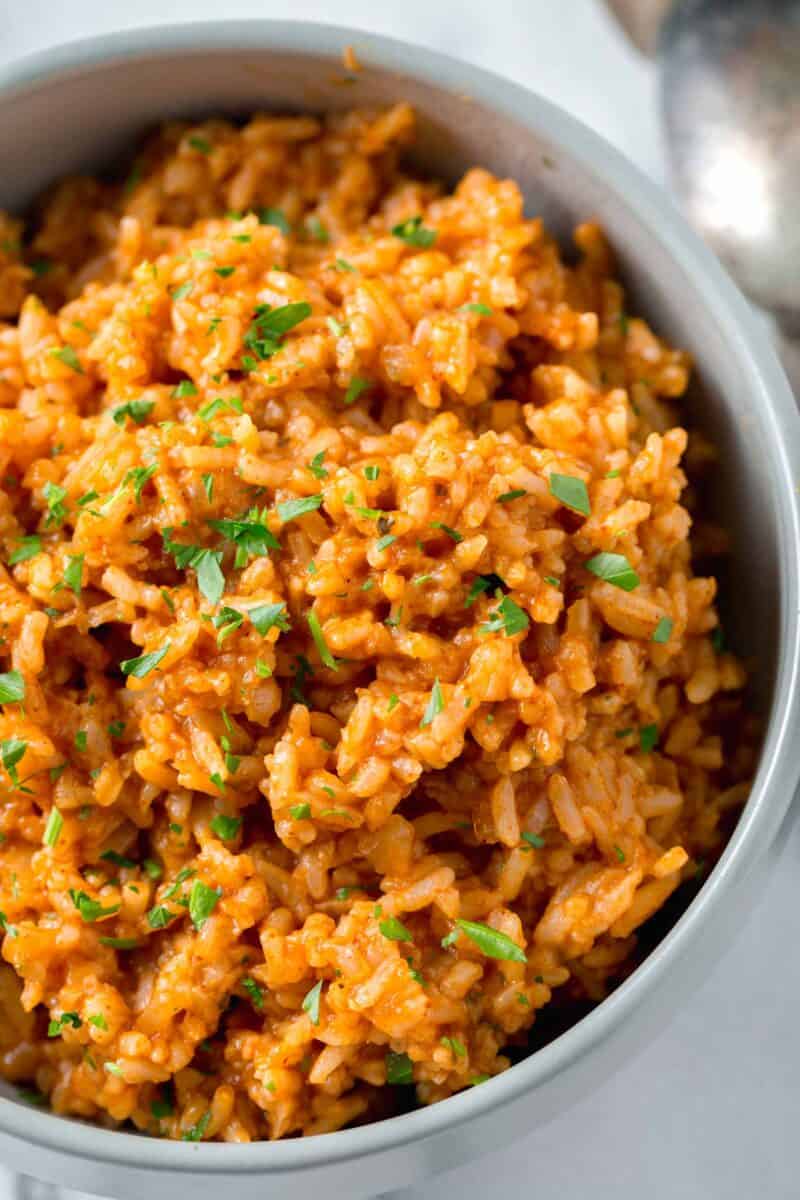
[
  {"left": 652, "top": 616, "right": 673, "bottom": 644},
  {"left": 480, "top": 594, "right": 529, "bottom": 637},
  {"left": 9, "top": 535, "right": 41, "bottom": 565},
  {"left": 420, "top": 678, "right": 444, "bottom": 728},
  {"left": 307, "top": 612, "right": 338, "bottom": 670},
  {"left": 386, "top": 1051, "right": 414, "bottom": 1084},
  {"left": 379, "top": 916, "right": 413, "bottom": 942},
  {"left": 259, "top": 207, "right": 290, "bottom": 235},
  {"left": 210, "top": 813, "right": 241, "bottom": 841},
  {"left": 50, "top": 345, "right": 83, "bottom": 374},
  {"left": 242, "top": 301, "right": 311, "bottom": 366},
  {"left": 344, "top": 376, "right": 371, "bottom": 405},
  {"left": 0, "top": 672, "right": 25, "bottom": 705},
  {"left": 585, "top": 552, "right": 639, "bottom": 591},
  {"left": 307, "top": 451, "right": 328, "bottom": 479},
  {"left": 120, "top": 642, "right": 170, "bottom": 678},
  {"left": 162, "top": 529, "right": 225, "bottom": 605},
  {"left": 209, "top": 511, "right": 280, "bottom": 565},
  {"left": 639, "top": 724, "right": 659, "bottom": 753},
  {"left": 277, "top": 494, "right": 323, "bottom": 523},
  {"left": 302, "top": 979, "right": 323, "bottom": 1025},
  {"left": 249, "top": 602, "right": 290, "bottom": 636},
  {"left": 43, "top": 482, "right": 67, "bottom": 527},
  {"left": 430, "top": 521, "right": 462, "bottom": 543},
  {"left": 43, "top": 806, "right": 63, "bottom": 846},
  {"left": 242, "top": 976, "right": 264, "bottom": 1009},
  {"left": 64, "top": 554, "right": 84, "bottom": 596},
  {"left": 69, "top": 889, "right": 120, "bottom": 923},
  {"left": 111, "top": 399, "right": 154, "bottom": 426},
  {"left": 188, "top": 879, "right": 221, "bottom": 930},
  {"left": 549, "top": 473, "right": 591, "bottom": 516},
  {"left": 391, "top": 216, "right": 437, "bottom": 247},
  {"left": 452, "top": 919, "right": 526, "bottom": 963}
]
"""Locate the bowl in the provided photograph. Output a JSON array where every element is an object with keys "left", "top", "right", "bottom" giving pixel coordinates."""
[{"left": 0, "top": 20, "right": 798, "bottom": 1200}]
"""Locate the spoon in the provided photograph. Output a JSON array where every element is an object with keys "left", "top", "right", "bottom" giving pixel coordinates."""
[{"left": 607, "top": 0, "right": 800, "bottom": 385}]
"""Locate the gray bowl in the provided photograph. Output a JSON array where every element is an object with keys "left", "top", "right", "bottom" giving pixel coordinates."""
[{"left": 0, "top": 20, "right": 798, "bottom": 1200}]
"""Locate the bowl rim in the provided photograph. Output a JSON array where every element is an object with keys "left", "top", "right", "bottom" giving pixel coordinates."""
[{"left": 0, "top": 16, "right": 799, "bottom": 1174}]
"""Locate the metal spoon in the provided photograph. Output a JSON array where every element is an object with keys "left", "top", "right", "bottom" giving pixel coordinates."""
[{"left": 607, "top": 0, "right": 800, "bottom": 385}]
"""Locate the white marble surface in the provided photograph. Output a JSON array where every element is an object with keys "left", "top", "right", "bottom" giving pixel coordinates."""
[{"left": 0, "top": 2, "right": 797, "bottom": 1198}]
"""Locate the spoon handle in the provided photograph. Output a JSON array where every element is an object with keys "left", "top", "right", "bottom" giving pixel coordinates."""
[{"left": 603, "top": 0, "right": 673, "bottom": 55}]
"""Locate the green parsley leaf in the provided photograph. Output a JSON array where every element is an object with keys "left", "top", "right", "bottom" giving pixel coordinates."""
[
  {"left": 549, "top": 473, "right": 591, "bottom": 517},
  {"left": 143, "top": 859, "right": 162, "bottom": 880},
  {"left": 420, "top": 678, "right": 444, "bottom": 728},
  {"left": 147, "top": 905, "right": 174, "bottom": 930},
  {"left": 585, "top": 552, "right": 640, "bottom": 591},
  {"left": 391, "top": 216, "right": 437, "bottom": 247},
  {"left": 387, "top": 693, "right": 399, "bottom": 712},
  {"left": 9, "top": 535, "right": 41, "bottom": 565},
  {"left": 50, "top": 345, "right": 83, "bottom": 374},
  {"left": 64, "top": 554, "right": 84, "bottom": 596},
  {"left": 201, "top": 473, "right": 214, "bottom": 502},
  {"left": 307, "top": 451, "right": 328, "bottom": 480},
  {"left": 334, "top": 257, "right": 355, "bottom": 272},
  {"left": 120, "top": 642, "right": 170, "bottom": 678},
  {"left": 121, "top": 464, "right": 157, "bottom": 503},
  {"left": 307, "top": 612, "right": 338, "bottom": 670},
  {"left": 88, "top": 1013, "right": 108, "bottom": 1030},
  {"left": 99, "top": 936, "right": 139, "bottom": 949},
  {"left": 255, "top": 660, "right": 272, "bottom": 678},
  {"left": 430, "top": 521, "right": 462, "bottom": 543},
  {"left": 100, "top": 849, "right": 135, "bottom": 868},
  {"left": 543, "top": 576, "right": 561, "bottom": 588},
  {"left": 386, "top": 1051, "right": 414, "bottom": 1084},
  {"left": 188, "top": 134, "right": 212, "bottom": 154},
  {"left": 214, "top": 266, "right": 235, "bottom": 278},
  {"left": 209, "top": 512, "right": 280, "bottom": 561},
  {"left": 455, "top": 918, "right": 527, "bottom": 963},
  {"left": 639, "top": 724, "right": 659, "bottom": 754},
  {"left": 375, "top": 534, "right": 396, "bottom": 552},
  {"left": 259, "top": 207, "right": 290, "bottom": 235},
  {"left": 210, "top": 813, "right": 241, "bottom": 841},
  {"left": 198, "top": 395, "right": 243, "bottom": 420},
  {"left": 277, "top": 494, "right": 323, "bottom": 523},
  {"left": 151, "top": 1096, "right": 173, "bottom": 1119},
  {"left": 0, "top": 672, "right": 25, "bottom": 705},
  {"left": 289, "top": 803, "right": 311, "bottom": 820},
  {"left": 211, "top": 606, "right": 244, "bottom": 644},
  {"left": 189, "top": 879, "right": 222, "bottom": 930},
  {"left": 497, "top": 489, "right": 527, "bottom": 503},
  {"left": 652, "top": 616, "right": 673, "bottom": 644},
  {"left": 460, "top": 302, "right": 492, "bottom": 315},
  {"left": 69, "top": 889, "right": 121, "bottom": 923},
  {"left": 302, "top": 979, "right": 323, "bottom": 1025},
  {"left": 43, "top": 481, "right": 67, "bottom": 527},
  {"left": 249, "top": 602, "right": 290, "bottom": 637},
  {"left": 43, "top": 806, "right": 63, "bottom": 847},
  {"left": 172, "top": 380, "right": 198, "bottom": 399},
  {"left": 171, "top": 282, "right": 194, "bottom": 302},
  {"left": 364, "top": 465, "right": 380, "bottom": 481},
  {"left": 614, "top": 844, "right": 626, "bottom": 862},
  {"left": 480, "top": 594, "right": 529, "bottom": 637},
  {"left": 111, "top": 399, "right": 154, "bottom": 426},
  {"left": 465, "top": 573, "right": 506, "bottom": 607},
  {"left": 242, "top": 301, "right": 311, "bottom": 364},
  {"left": 1, "top": 736, "right": 26, "bottom": 788},
  {"left": 305, "top": 216, "right": 329, "bottom": 244},
  {"left": 521, "top": 832, "right": 545, "bottom": 849},
  {"left": 47, "top": 1011, "right": 82, "bottom": 1037},
  {"left": 441, "top": 1035, "right": 466, "bottom": 1057},
  {"left": 107, "top": 721, "right": 125, "bottom": 739},
  {"left": 379, "top": 916, "right": 413, "bottom": 942},
  {"left": 344, "top": 376, "right": 371, "bottom": 405},
  {"left": 242, "top": 976, "right": 264, "bottom": 1009},
  {"left": 181, "top": 1111, "right": 210, "bottom": 1142}
]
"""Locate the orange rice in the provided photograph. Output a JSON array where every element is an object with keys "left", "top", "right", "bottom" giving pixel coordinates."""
[{"left": 0, "top": 105, "right": 755, "bottom": 1141}]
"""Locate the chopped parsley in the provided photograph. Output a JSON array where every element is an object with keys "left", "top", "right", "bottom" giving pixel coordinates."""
[
  {"left": 302, "top": 979, "right": 323, "bottom": 1025},
  {"left": 9, "top": 535, "right": 41, "bottom": 565},
  {"left": 391, "top": 216, "right": 437, "bottom": 247},
  {"left": 100, "top": 849, "right": 135, "bottom": 868},
  {"left": 344, "top": 376, "right": 371, "bottom": 405},
  {"left": 639, "top": 724, "right": 659, "bottom": 754},
  {"left": 242, "top": 976, "right": 264, "bottom": 1009},
  {"left": 171, "top": 282, "right": 194, "bottom": 302},
  {"left": 460, "top": 302, "right": 492, "bottom": 315},
  {"left": 277, "top": 494, "right": 323, "bottom": 523},
  {"left": 452, "top": 919, "right": 527, "bottom": 963},
  {"left": 249, "top": 602, "right": 290, "bottom": 637},
  {"left": 307, "top": 451, "right": 328, "bottom": 480},
  {"left": 49, "top": 345, "right": 83, "bottom": 374},
  {"left": 379, "top": 916, "right": 413, "bottom": 942},
  {"left": 549, "top": 473, "right": 591, "bottom": 517},
  {"left": 497, "top": 489, "right": 527, "bottom": 503},
  {"left": 430, "top": 521, "right": 462, "bottom": 543},
  {"left": 120, "top": 642, "right": 170, "bottom": 678},
  {"left": 162, "top": 530, "right": 225, "bottom": 605},
  {"left": 465, "top": 573, "right": 506, "bottom": 607},
  {"left": 181, "top": 1111, "right": 210, "bottom": 1142},
  {"left": 441, "top": 1036, "right": 466, "bottom": 1057},
  {"left": 43, "top": 481, "right": 68, "bottom": 527},
  {"left": 69, "top": 889, "right": 121, "bottom": 923},
  {"left": 305, "top": 216, "right": 329, "bottom": 244},
  {"left": 259, "top": 207, "right": 290, "bottom": 235},
  {"left": 652, "top": 616, "right": 673, "bottom": 644},
  {"left": 584, "top": 552, "right": 640, "bottom": 591},
  {"left": 480, "top": 594, "right": 529, "bottom": 637},
  {"left": 521, "top": 832, "right": 545, "bottom": 849},
  {"left": 0, "top": 672, "right": 25, "bottom": 705},
  {"left": 209, "top": 511, "right": 280, "bottom": 565},
  {"left": 420, "top": 678, "right": 444, "bottom": 728},
  {"left": 201, "top": 473, "right": 214, "bottom": 502},
  {"left": 307, "top": 612, "right": 338, "bottom": 670},
  {"left": 242, "top": 301, "right": 311, "bottom": 366},
  {"left": 188, "top": 135, "right": 212, "bottom": 154},
  {"left": 111, "top": 399, "right": 154, "bottom": 426},
  {"left": 386, "top": 1051, "right": 414, "bottom": 1084},
  {"left": 47, "top": 1012, "right": 81, "bottom": 1038},
  {"left": 290, "top": 803, "right": 311, "bottom": 821},
  {"left": 188, "top": 880, "right": 222, "bottom": 930},
  {"left": 198, "top": 395, "right": 243, "bottom": 420},
  {"left": 43, "top": 806, "right": 63, "bottom": 847},
  {"left": 64, "top": 554, "right": 84, "bottom": 596},
  {"left": 210, "top": 813, "right": 242, "bottom": 841}
]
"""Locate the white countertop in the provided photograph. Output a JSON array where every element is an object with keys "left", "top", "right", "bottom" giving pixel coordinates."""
[{"left": 1, "top": 3, "right": 797, "bottom": 1198}]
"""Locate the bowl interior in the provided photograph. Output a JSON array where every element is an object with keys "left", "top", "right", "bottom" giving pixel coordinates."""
[{"left": 0, "top": 26, "right": 792, "bottom": 1149}]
